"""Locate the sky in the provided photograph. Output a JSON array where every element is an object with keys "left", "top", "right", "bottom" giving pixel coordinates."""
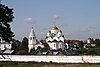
[{"left": 1, "top": 0, "right": 100, "bottom": 41}]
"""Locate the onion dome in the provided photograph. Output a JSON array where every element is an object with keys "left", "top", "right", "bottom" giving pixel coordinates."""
[{"left": 52, "top": 26, "right": 59, "bottom": 30}]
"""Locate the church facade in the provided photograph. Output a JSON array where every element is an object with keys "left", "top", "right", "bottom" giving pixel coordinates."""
[
  {"left": 28, "top": 27, "right": 37, "bottom": 52},
  {"left": 46, "top": 26, "right": 65, "bottom": 50},
  {"left": 28, "top": 25, "right": 68, "bottom": 54}
]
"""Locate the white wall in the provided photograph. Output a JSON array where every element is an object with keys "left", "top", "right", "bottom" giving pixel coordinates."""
[{"left": 0, "top": 55, "right": 100, "bottom": 63}]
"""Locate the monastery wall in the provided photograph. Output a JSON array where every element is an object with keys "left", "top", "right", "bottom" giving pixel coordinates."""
[{"left": 0, "top": 55, "right": 100, "bottom": 63}]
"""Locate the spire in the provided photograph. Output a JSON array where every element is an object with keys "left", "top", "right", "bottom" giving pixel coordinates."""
[{"left": 29, "top": 27, "right": 35, "bottom": 37}]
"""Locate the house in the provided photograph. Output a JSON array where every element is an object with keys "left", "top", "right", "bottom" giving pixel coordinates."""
[{"left": 0, "top": 37, "right": 13, "bottom": 54}]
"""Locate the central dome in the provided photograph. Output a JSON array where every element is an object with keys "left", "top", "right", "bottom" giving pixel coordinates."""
[{"left": 52, "top": 26, "right": 59, "bottom": 30}]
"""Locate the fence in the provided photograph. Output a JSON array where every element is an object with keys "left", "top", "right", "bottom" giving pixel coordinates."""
[{"left": 0, "top": 55, "right": 100, "bottom": 63}]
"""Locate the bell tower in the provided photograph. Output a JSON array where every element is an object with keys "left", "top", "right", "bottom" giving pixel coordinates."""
[{"left": 28, "top": 27, "right": 37, "bottom": 52}]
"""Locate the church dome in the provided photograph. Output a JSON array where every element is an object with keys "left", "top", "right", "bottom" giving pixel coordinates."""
[
  {"left": 52, "top": 26, "right": 59, "bottom": 30},
  {"left": 58, "top": 30, "right": 62, "bottom": 32}
]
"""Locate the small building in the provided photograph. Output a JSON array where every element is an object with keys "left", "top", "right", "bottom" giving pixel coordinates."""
[
  {"left": 0, "top": 37, "right": 13, "bottom": 54},
  {"left": 83, "top": 38, "right": 96, "bottom": 49},
  {"left": 28, "top": 27, "right": 44, "bottom": 52}
]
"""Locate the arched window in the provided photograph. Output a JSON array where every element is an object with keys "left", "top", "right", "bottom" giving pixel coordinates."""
[
  {"left": 33, "top": 37, "right": 34, "bottom": 39},
  {"left": 54, "top": 44, "right": 56, "bottom": 47},
  {"left": 60, "top": 44, "right": 62, "bottom": 48},
  {"left": 30, "top": 37, "right": 32, "bottom": 40}
]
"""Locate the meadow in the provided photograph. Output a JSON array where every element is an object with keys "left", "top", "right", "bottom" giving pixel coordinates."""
[{"left": 0, "top": 62, "right": 100, "bottom": 67}]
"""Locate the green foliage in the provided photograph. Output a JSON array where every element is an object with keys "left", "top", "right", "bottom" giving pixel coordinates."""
[
  {"left": 15, "top": 37, "right": 28, "bottom": 54},
  {"left": 0, "top": 4, "right": 14, "bottom": 42},
  {"left": 12, "top": 37, "right": 29, "bottom": 55},
  {"left": 87, "top": 48, "right": 96, "bottom": 55},
  {"left": 77, "top": 48, "right": 87, "bottom": 55},
  {"left": 90, "top": 38, "right": 95, "bottom": 44},
  {"left": 10, "top": 37, "right": 100, "bottom": 55},
  {"left": 12, "top": 40, "right": 21, "bottom": 54},
  {"left": 94, "top": 39, "right": 100, "bottom": 47},
  {"left": 95, "top": 48, "right": 100, "bottom": 55},
  {"left": 76, "top": 38, "right": 100, "bottom": 55},
  {"left": 16, "top": 50, "right": 28, "bottom": 55},
  {"left": 21, "top": 37, "right": 28, "bottom": 51},
  {"left": 77, "top": 47, "right": 100, "bottom": 55},
  {"left": 79, "top": 41, "right": 84, "bottom": 48}
]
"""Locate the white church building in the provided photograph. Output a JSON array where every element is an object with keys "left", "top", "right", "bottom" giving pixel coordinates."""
[
  {"left": 28, "top": 25, "right": 68, "bottom": 52},
  {"left": 46, "top": 26, "right": 65, "bottom": 50},
  {"left": 28, "top": 27, "right": 44, "bottom": 52},
  {"left": 0, "top": 37, "right": 13, "bottom": 54},
  {"left": 28, "top": 27, "right": 37, "bottom": 52}
]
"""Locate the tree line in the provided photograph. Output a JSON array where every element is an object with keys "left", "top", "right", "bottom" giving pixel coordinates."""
[
  {"left": 75, "top": 39, "right": 100, "bottom": 55},
  {"left": 11, "top": 37, "right": 100, "bottom": 55}
]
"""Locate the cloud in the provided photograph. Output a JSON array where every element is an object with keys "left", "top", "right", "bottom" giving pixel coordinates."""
[
  {"left": 53, "top": 14, "right": 61, "bottom": 20},
  {"left": 24, "top": 18, "right": 33, "bottom": 23}
]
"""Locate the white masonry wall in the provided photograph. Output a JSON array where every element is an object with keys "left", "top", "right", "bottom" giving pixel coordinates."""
[{"left": 0, "top": 55, "right": 100, "bottom": 63}]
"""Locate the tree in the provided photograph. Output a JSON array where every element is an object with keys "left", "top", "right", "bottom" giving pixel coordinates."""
[
  {"left": 21, "top": 37, "right": 28, "bottom": 52},
  {"left": 17, "top": 37, "right": 28, "bottom": 54},
  {"left": 94, "top": 39, "right": 100, "bottom": 47},
  {"left": 16, "top": 50, "right": 27, "bottom": 55},
  {"left": 0, "top": 4, "right": 14, "bottom": 42},
  {"left": 77, "top": 48, "right": 87, "bottom": 55},
  {"left": 95, "top": 48, "right": 100, "bottom": 55},
  {"left": 79, "top": 41, "right": 84, "bottom": 48},
  {"left": 87, "top": 48, "right": 96, "bottom": 55},
  {"left": 12, "top": 37, "right": 28, "bottom": 55},
  {"left": 11, "top": 39, "right": 21, "bottom": 54}
]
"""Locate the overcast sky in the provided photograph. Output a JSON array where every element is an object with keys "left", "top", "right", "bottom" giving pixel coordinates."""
[{"left": 2, "top": 0, "right": 100, "bottom": 40}]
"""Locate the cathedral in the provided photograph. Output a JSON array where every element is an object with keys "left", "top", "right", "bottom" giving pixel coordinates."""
[
  {"left": 46, "top": 26, "right": 65, "bottom": 50},
  {"left": 28, "top": 25, "right": 68, "bottom": 54}
]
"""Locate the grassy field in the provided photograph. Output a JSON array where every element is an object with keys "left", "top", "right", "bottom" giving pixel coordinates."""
[{"left": 0, "top": 61, "right": 100, "bottom": 67}]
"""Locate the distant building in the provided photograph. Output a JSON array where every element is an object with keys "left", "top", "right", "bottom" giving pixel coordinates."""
[
  {"left": 28, "top": 27, "right": 37, "bottom": 52},
  {"left": 28, "top": 27, "right": 44, "bottom": 52},
  {"left": 64, "top": 40, "right": 80, "bottom": 50},
  {"left": 28, "top": 25, "right": 82, "bottom": 55},
  {"left": 0, "top": 37, "right": 13, "bottom": 54},
  {"left": 28, "top": 26, "right": 69, "bottom": 55},
  {"left": 83, "top": 38, "right": 96, "bottom": 49},
  {"left": 46, "top": 25, "right": 66, "bottom": 50}
]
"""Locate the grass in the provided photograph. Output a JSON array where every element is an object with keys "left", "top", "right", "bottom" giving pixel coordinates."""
[{"left": 0, "top": 61, "right": 100, "bottom": 67}]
